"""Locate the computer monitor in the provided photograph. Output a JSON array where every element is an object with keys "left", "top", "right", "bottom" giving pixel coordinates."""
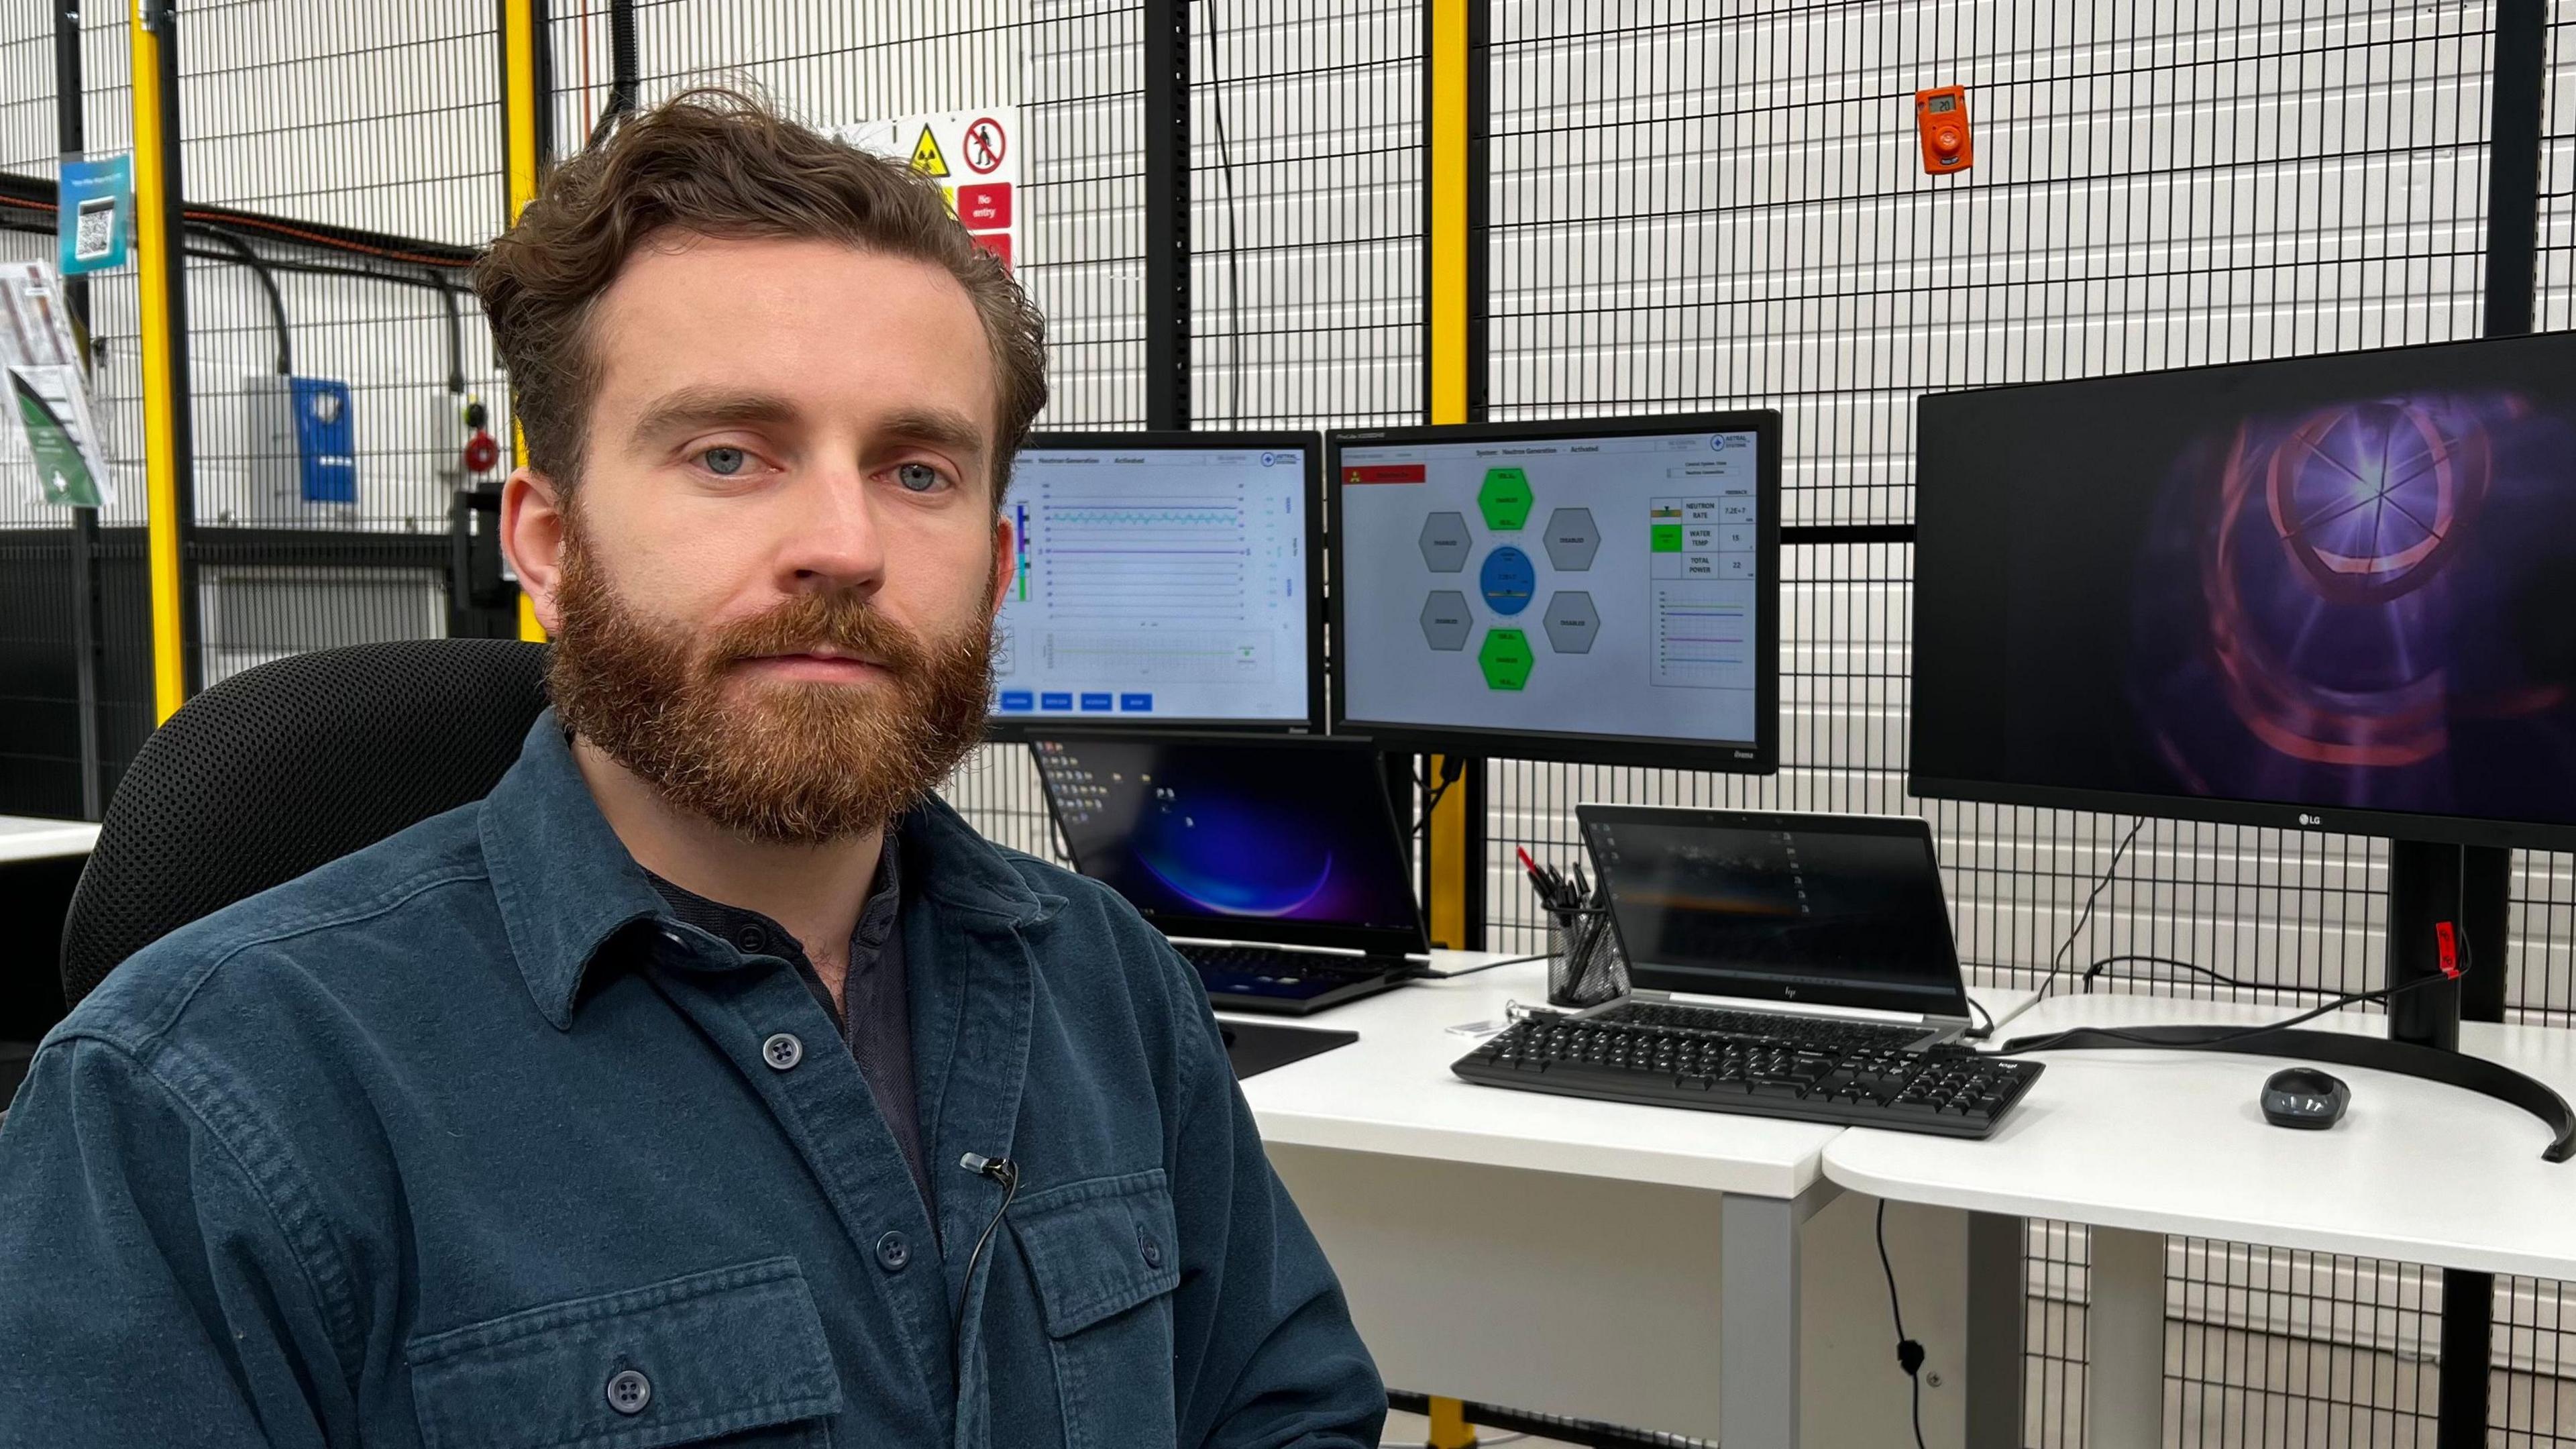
[
  {"left": 1909, "top": 331, "right": 2576, "bottom": 852},
  {"left": 1030, "top": 731, "right": 1428, "bottom": 957},
  {"left": 989, "top": 431, "right": 1324, "bottom": 734},
  {"left": 1328, "top": 413, "right": 1782, "bottom": 769}
]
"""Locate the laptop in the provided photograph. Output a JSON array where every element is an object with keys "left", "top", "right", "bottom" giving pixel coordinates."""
[
  {"left": 1574, "top": 805, "right": 1976, "bottom": 1051},
  {"left": 1031, "top": 732, "right": 1432, "bottom": 1016}
]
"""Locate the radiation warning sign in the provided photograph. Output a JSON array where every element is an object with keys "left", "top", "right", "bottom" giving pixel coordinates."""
[
  {"left": 907, "top": 124, "right": 950, "bottom": 178},
  {"left": 839, "top": 107, "right": 1022, "bottom": 273}
]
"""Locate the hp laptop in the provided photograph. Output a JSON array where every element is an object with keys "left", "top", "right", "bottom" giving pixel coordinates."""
[
  {"left": 1575, "top": 805, "right": 1976, "bottom": 1051},
  {"left": 1032, "top": 732, "right": 1432, "bottom": 1016}
]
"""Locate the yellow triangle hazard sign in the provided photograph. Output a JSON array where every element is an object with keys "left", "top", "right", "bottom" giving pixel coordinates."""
[{"left": 908, "top": 124, "right": 951, "bottom": 178}]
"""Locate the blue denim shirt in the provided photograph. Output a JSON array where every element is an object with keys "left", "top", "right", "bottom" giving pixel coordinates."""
[{"left": 0, "top": 714, "right": 1384, "bottom": 1449}]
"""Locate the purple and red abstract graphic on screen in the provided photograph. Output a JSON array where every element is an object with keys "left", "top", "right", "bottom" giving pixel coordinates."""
[
  {"left": 2129, "top": 390, "right": 2576, "bottom": 817},
  {"left": 1910, "top": 333, "right": 2576, "bottom": 833}
]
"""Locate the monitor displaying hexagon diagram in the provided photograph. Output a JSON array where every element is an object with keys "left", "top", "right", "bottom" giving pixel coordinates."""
[{"left": 1328, "top": 415, "right": 1778, "bottom": 770}]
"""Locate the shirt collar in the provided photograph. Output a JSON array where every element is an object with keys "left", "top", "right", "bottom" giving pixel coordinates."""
[{"left": 479, "top": 709, "right": 1058, "bottom": 1030}]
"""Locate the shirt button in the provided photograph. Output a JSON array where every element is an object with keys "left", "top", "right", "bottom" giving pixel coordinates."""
[
  {"left": 875, "top": 1230, "right": 912, "bottom": 1273},
  {"left": 762, "top": 1032, "right": 803, "bottom": 1071},
  {"left": 1138, "top": 1225, "right": 1164, "bottom": 1269},
  {"left": 605, "top": 1367, "right": 652, "bottom": 1415},
  {"left": 734, "top": 925, "right": 767, "bottom": 953}
]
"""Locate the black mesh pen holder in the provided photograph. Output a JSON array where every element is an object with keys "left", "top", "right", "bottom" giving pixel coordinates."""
[{"left": 1545, "top": 906, "right": 1627, "bottom": 1010}]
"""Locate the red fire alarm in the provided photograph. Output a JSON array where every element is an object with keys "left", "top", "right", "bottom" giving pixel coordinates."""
[{"left": 1915, "top": 86, "right": 1973, "bottom": 174}]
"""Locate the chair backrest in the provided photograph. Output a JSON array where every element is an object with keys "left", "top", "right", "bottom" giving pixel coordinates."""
[{"left": 60, "top": 639, "right": 550, "bottom": 1009}]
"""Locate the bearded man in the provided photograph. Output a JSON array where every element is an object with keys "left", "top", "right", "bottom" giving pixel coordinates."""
[{"left": 0, "top": 89, "right": 1384, "bottom": 1449}]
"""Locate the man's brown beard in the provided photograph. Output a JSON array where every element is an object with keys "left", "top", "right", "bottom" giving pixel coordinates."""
[{"left": 546, "top": 520, "right": 996, "bottom": 845}]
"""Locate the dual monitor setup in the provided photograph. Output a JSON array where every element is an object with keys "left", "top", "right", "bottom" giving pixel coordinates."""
[
  {"left": 1006, "top": 331, "right": 2576, "bottom": 1152},
  {"left": 991, "top": 416, "right": 1778, "bottom": 769}
]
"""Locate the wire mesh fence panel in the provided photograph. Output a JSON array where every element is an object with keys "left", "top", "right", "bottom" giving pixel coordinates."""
[
  {"left": 0, "top": 4, "right": 152, "bottom": 817},
  {"left": 1190, "top": 0, "right": 1423, "bottom": 431},
  {"left": 1486, "top": 1, "right": 2561, "bottom": 1445},
  {"left": 170, "top": 6, "right": 505, "bottom": 689}
]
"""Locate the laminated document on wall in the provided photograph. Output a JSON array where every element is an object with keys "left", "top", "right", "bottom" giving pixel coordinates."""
[
  {"left": 0, "top": 260, "right": 114, "bottom": 508},
  {"left": 835, "top": 106, "right": 1023, "bottom": 272}
]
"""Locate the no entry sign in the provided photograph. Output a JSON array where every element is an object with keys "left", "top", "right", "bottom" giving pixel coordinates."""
[{"left": 839, "top": 106, "right": 1023, "bottom": 274}]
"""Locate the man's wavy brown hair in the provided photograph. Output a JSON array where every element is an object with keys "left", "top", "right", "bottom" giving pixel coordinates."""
[{"left": 472, "top": 86, "right": 1046, "bottom": 498}]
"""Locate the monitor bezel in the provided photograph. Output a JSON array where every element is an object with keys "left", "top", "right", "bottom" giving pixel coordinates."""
[
  {"left": 1576, "top": 804, "right": 1973, "bottom": 1019},
  {"left": 985, "top": 429, "right": 1329, "bottom": 740},
  {"left": 1324, "top": 411, "right": 1782, "bottom": 772},
  {"left": 1905, "top": 332, "right": 2576, "bottom": 855},
  {"left": 1026, "top": 728, "right": 1431, "bottom": 957}
]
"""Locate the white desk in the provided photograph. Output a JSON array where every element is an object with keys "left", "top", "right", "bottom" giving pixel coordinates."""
[
  {"left": 0, "top": 816, "right": 97, "bottom": 865},
  {"left": 1226, "top": 959, "right": 2036, "bottom": 1446},
  {"left": 1824, "top": 992, "right": 2576, "bottom": 1447}
]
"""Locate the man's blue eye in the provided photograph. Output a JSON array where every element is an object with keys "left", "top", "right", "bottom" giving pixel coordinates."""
[
  {"left": 700, "top": 447, "right": 748, "bottom": 476},
  {"left": 896, "top": 462, "right": 945, "bottom": 492}
]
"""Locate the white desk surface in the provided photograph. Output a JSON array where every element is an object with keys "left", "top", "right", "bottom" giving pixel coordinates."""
[
  {"left": 1225, "top": 957, "right": 2035, "bottom": 1201},
  {"left": 1823, "top": 991, "right": 2576, "bottom": 1281},
  {"left": 0, "top": 815, "right": 97, "bottom": 864}
]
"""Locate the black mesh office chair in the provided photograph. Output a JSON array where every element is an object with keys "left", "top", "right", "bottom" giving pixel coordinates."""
[{"left": 58, "top": 639, "right": 551, "bottom": 1010}]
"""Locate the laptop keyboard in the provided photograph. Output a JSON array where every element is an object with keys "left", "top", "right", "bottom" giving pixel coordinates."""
[
  {"left": 1592, "top": 1000, "right": 1936, "bottom": 1054},
  {"left": 1177, "top": 943, "right": 1393, "bottom": 1002}
]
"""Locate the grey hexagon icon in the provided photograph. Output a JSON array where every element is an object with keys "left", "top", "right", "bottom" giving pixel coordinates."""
[
  {"left": 1543, "top": 507, "right": 1600, "bottom": 571},
  {"left": 1542, "top": 590, "right": 1599, "bottom": 654},
  {"left": 1420, "top": 590, "right": 1473, "bottom": 651},
  {"left": 1419, "top": 511, "right": 1472, "bottom": 573}
]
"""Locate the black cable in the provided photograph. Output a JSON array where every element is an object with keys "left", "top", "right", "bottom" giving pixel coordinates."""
[
  {"left": 2033, "top": 816, "right": 2145, "bottom": 1003},
  {"left": 1875, "top": 1199, "right": 1929, "bottom": 1449},
  {"left": 952, "top": 1152, "right": 1021, "bottom": 1392},
  {"left": 1964, "top": 994, "right": 1995, "bottom": 1040},
  {"left": 1202, "top": 0, "right": 1244, "bottom": 425},
  {"left": 184, "top": 225, "right": 292, "bottom": 374},
  {"left": 2000, "top": 959, "right": 2460, "bottom": 1057}
]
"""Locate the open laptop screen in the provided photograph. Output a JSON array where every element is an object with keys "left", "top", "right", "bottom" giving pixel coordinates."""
[
  {"left": 1580, "top": 807, "right": 1971, "bottom": 1018},
  {"left": 1032, "top": 733, "right": 1428, "bottom": 955}
]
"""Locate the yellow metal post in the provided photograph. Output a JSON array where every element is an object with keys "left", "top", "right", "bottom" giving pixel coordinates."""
[
  {"left": 500, "top": 0, "right": 548, "bottom": 642},
  {"left": 131, "top": 2, "right": 189, "bottom": 721},
  {"left": 1423, "top": 0, "right": 1474, "bottom": 949},
  {"left": 1427, "top": 1395, "right": 1477, "bottom": 1449}
]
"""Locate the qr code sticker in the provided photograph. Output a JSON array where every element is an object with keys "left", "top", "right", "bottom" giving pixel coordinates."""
[{"left": 73, "top": 197, "right": 116, "bottom": 262}]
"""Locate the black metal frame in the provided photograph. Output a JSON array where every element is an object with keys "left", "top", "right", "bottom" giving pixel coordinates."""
[
  {"left": 983, "top": 429, "right": 1330, "bottom": 738},
  {"left": 1326, "top": 411, "right": 1784, "bottom": 774},
  {"left": 1142, "top": 0, "right": 1189, "bottom": 430}
]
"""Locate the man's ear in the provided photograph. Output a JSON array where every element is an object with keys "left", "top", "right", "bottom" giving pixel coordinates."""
[
  {"left": 501, "top": 469, "right": 570, "bottom": 634},
  {"left": 988, "top": 508, "right": 1018, "bottom": 619}
]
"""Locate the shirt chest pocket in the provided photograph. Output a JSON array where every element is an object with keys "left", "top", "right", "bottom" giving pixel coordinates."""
[
  {"left": 1012, "top": 1169, "right": 1184, "bottom": 1449},
  {"left": 405, "top": 1257, "right": 843, "bottom": 1449}
]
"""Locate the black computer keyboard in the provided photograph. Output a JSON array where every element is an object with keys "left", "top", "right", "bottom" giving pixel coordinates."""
[
  {"left": 1454, "top": 1016, "right": 2045, "bottom": 1138},
  {"left": 1592, "top": 999, "right": 1934, "bottom": 1054}
]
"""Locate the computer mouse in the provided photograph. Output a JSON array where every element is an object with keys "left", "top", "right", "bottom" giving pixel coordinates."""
[{"left": 2261, "top": 1067, "right": 2349, "bottom": 1130}]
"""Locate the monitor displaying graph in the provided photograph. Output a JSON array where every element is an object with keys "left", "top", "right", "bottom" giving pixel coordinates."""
[
  {"left": 991, "top": 432, "right": 1324, "bottom": 731},
  {"left": 1328, "top": 413, "right": 1780, "bottom": 771}
]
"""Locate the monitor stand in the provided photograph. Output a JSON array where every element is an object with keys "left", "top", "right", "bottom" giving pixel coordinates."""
[{"left": 2383, "top": 839, "right": 2510, "bottom": 1051}]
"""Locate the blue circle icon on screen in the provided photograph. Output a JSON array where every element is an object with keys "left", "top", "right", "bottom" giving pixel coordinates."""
[
  {"left": 1260, "top": 452, "right": 1275, "bottom": 466},
  {"left": 1479, "top": 546, "right": 1536, "bottom": 616}
]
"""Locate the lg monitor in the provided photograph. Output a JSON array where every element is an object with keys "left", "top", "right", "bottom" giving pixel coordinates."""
[
  {"left": 989, "top": 431, "right": 1324, "bottom": 734},
  {"left": 1909, "top": 331, "right": 2576, "bottom": 853},
  {"left": 1328, "top": 413, "right": 1781, "bottom": 769}
]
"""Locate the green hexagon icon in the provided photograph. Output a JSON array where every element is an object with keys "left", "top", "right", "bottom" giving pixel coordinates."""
[
  {"left": 1477, "top": 468, "right": 1534, "bottom": 531},
  {"left": 1477, "top": 628, "right": 1535, "bottom": 690}
]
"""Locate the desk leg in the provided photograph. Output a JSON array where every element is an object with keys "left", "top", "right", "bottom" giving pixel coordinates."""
[
  {"left": 1966, "top": 1212, "right": 2026, "bottom": 1449},
  {"left": 1721, "top": 1188, "right": 1823, "bottom": 1449},
  {"left": 2086, "top": 1226, "right": 2165, "bottom": 1449}
]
